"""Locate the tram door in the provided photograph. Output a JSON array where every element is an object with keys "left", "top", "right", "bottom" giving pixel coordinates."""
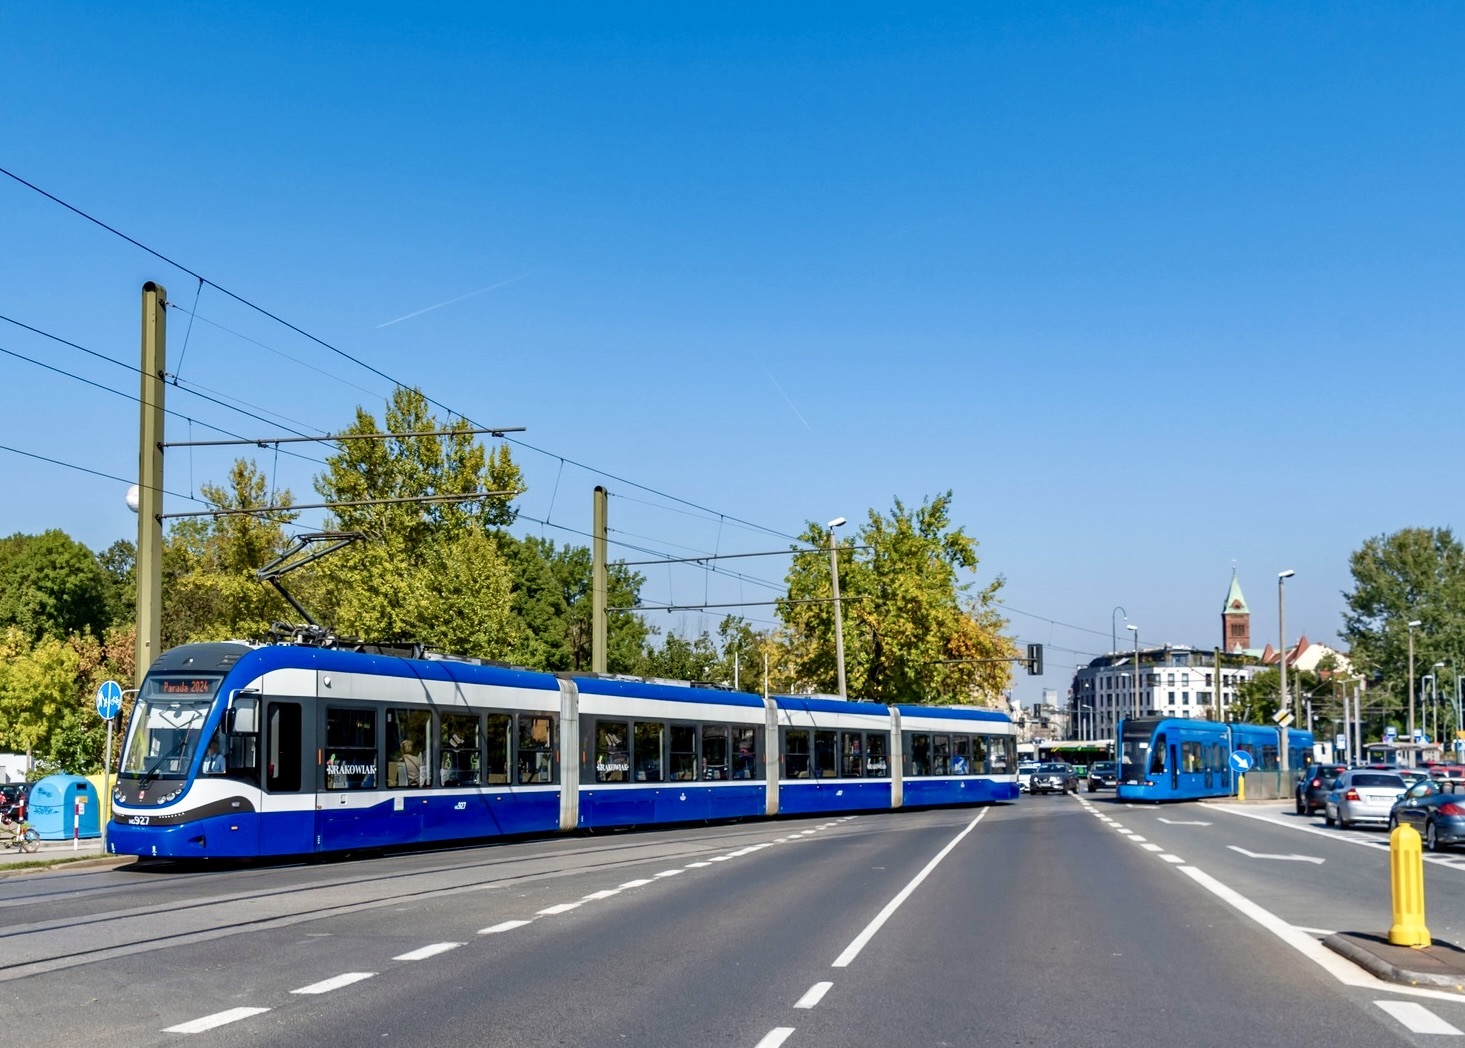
[
  {"left": 258, "top": 700, "right": 315, "bottom": 855},
  {"left": 1170, "top": 744, "right": 1179, "bottom": 791}
]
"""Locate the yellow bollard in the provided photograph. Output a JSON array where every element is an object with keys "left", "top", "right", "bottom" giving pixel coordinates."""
[
  {"left": 1388, "top": 822, "right": 1432, "bottom": 947},
  {"left": 1236, "top": 773, "right": 1245, "bottom": 802}
]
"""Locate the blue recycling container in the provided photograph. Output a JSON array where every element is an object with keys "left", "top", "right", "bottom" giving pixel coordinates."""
[{"left": 26, "top": 774, "right": 101, "bottom": 840}]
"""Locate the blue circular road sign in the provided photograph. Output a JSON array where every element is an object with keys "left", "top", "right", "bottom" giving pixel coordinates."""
[
  {"left": 1229, "top": 750, "right": 1254, "bottom": 773},
  {"left": 95, "top": 679, "right": 124, "bottom": 720}
]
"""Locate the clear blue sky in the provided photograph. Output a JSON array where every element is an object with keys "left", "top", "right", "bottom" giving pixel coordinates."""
[{"left": 3, "top": 3, "right": 1462, "bottom": 708}]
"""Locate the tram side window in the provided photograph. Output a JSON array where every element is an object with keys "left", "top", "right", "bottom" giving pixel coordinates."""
[
  {"left": 324, "top": 707, "right": 377, "bottom": 791},
  {"left": 1260, "top": 745, "right": 1279, "bottom": 772},
  {"left": 635, "top": 721, "right": 665, "bottom": 782},
  {"left": 841, "top": 732, "right": 864, "bottom": 778},
  {"left": 1182, "top": 740, "right": 1200, "bottom": 773},
  {"left": 866, "top": 732, "right": 890, "bottom": 777},
  {"left": 670, "top": 724, "right": 698, "bottom": 780},
  {"left": 972, "top": 735, "right": 989, "bottom": 774},
  {"left": 908, "top": 733, "right": 931, "bottom": 776},
  {"left": 517, "top": 715, "right": 555, "bottom": 784},
  {"left": 388, "top": 708, "right": 432, "bottom": 787},
  {"left": 814, "top": 730, "right": 837, "bottom": 778},
  {"left": 486, "top": 713, "right": 511, "bottom": 784},
  {"left": 932, "top": 734, "right": 950, "bottom": 775},
  {"left": 702, "top": 724, "right": 729, "bottom": 780},
  {"left": 1149, "top": 733, "right": 1167, "bottom": 775},
  {"left": 594, "top": 720, "right": 629, "bottom": 782},
  {"left": 952, "top": 734, "right": 971, "bottom": 775},
  {"left": 785, "top": 729, "right": 812, "bottom": 778},
  {"left": 266, "top": 702, "right": 302, "bottom": 793},
  {"left": 732, "top": 726, "right": 758, "bottom": 779},
  {"left": 439, "top": 713, "right": 480, "bottom": 786}
]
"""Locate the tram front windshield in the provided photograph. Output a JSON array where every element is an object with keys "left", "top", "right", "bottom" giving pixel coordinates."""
[
  {"left": 1119, "top": 720, "right": 1158, "bottom": 783},
  {"left": 120, "top": 674, "right": 224, "bottom": 781}
]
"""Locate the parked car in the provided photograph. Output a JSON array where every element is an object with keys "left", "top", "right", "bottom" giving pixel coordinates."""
[
  {"left": 1086, "top": 761, "right": 1119, "bottom": 792},
  {"left": 1030, "top": 762, "right": 1079, "bottom": 795},
  {"left": 1389, "top": 779, "right": 1465, "bottom": 851},
  {"left": 1324, "top": 769, "right": 1408, "bottom": 829},
  {"left": 1295, "top": 763, "right": 1347, "bottom": 816},
  {"left": 0, "top": 782, "right": 28, "bottom": 822},
  {"left": 1017, "top": 761, "right": 1040, "bottom": 793}
]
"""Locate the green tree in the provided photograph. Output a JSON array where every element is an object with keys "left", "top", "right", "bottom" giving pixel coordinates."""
[
  {"left": 779, "top": 493, "right": 1016, "bottom": 705},
  {"left": 306, "top": 387, "right": 528, "bottom": 657},
  {"left": 1341, "top": 527, "right": 1465, "bottom": 725},
  {"left": 97, "top": 538, "right": 136, "bottom": 629},
  {"left": 162, "top": 459, "right": 298, "bottom": 644},
  {"left": 0, "top": 530, "right": 113, "bottom": 642}
]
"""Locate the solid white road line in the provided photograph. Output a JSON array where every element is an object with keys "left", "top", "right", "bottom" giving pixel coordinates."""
[
  {"left": 479, "top": 919, "right": 533, "bottom": 934},
  {"left": 163, "top": 1007, "right": 270, "bottom": 1033},
  {"left": 794, "top": 982, "right": 833, "bottom": 1009},
  {"left": 753, "top": 1027, "right": 797, "bottom": 1048},
  {"left": 831, "top": 809, "right": 987, "bottom": 968},
  {"left": 292, "top": 972, "right": 375, "bottom": 994},
  {"left": 394, "top": 942, "right": 463, "bottom": 961},
  {"left": 1375, "top": 1000, "right": 1463, "bottom": 1035}
]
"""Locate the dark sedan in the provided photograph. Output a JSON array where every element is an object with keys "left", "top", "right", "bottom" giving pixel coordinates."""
[
  {"left": 1087, "top": 761, "right": 1119, "bottom": 792},
  {"left": 1029, "top": 762, "right": 1079, "bottom": 795},
  {"left": 1295, "top": 763, "right": 1347, "bottom": 816},
  {"left": 1389, "top": 779, "right": 1465, "bottom": 851}
]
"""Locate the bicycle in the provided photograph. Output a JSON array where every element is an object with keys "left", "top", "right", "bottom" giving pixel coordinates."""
[{"left": 0, "top": 813, "right": 40, "bottom": 854}]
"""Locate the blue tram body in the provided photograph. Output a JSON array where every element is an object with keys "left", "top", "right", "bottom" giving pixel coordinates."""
[
  {"left": 108, "top": 641, "right": 1019, "bottom": 860},
  {"left": 1116, "top": 716, "right": 1315, "bottom": 802}
]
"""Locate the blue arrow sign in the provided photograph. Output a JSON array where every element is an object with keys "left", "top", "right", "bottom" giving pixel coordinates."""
[
  {"left": 95, "top": 679, "right": 124, "bottom": 720},
  {"left": 1229, "top": 750, "right": 1254, "bottom": 773}
]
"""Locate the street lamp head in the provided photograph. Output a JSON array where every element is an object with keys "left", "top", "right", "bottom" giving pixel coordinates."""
[
  {"left": 1409, "top": 620, "right": 1423, "bottom": 629},
  {"left": 1126, "top": 624, "right": 1138, "bottom": 633},
  {"left": 1278, "top": 569, "right": 1295, "bottom": 580},
  {"left": 827, "top": 517, "right": 846, "bottom": 529}
]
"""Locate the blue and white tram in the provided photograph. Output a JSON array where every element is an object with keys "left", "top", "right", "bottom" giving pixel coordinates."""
[
  {"left": 109, "top": 641, "right": 1019, "bottom": 860},
  {"left": 1116, "top": 716, "right": 1315, "bottom": 802}
]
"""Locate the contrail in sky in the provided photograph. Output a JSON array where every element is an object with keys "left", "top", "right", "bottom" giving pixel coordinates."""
[
  {"left": 761, "top": 362, "right": 812, "bottom": 430},
  {"left": 376, "top": 272, "right": 535, "bottom": 328}
]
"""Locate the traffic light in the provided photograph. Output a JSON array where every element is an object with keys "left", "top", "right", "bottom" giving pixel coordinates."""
[{"left": 1026, "top": 643, "right": 1043, "bottom": 676}]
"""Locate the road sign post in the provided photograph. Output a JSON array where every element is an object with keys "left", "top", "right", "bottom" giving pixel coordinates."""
[
  {"left": 95, "top": 680, "right": 124, "bottom": 854},
  {"left": 1229, "top": 749, "right": 1254, "bottom": 801}
]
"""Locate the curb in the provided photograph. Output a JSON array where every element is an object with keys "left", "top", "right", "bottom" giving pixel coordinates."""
[{"left": 1325, "top": 932, "right": 1465, "bottom": 991}]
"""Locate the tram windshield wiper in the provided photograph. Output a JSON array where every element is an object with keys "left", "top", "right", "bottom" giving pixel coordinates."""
[{"left": 138, "top": 738, "right": 187, "bottom": 790}]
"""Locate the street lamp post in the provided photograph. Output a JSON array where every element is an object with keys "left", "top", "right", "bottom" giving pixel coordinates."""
[
  {"left": 1278, "top": 570, "right": 1295, "bottom": 776},
  {"left": 1126, "top": 624, "right": 1140, "bottom": 718},
  {"left": 1112, "top": 606, "right": 1127, "bottom": 657},
  {"left": 828, "top": 517, "right": 847, "bottom": 699},
  {"left": 1433, "top": 662, "right": 1446, "bottom": 748},
  {"left": 1408, "top": 619, "right": 1422, "bottom": 767}
]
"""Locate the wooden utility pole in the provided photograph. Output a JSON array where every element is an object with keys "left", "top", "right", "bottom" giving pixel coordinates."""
[{"left": 135, "top": 283, "right": 166, "bottom": 685}]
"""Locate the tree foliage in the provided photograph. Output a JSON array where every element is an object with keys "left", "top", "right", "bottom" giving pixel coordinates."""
[
  {"left": 1341, "top": 527, "right": 1465, "bottom": 718},
  {"left": 779, "top": 493, "right": 1016, "bottom": 705},
  {"left": 0, "top": 529, "right": 113, "bottom": 643},
  {"left": 161, "top": 459, "right": 298, "bottom": 644}
]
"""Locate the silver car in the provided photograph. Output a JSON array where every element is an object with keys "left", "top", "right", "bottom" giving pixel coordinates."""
[{"left": 1325, "top": 770, "right": 1408, "bottom": 829}]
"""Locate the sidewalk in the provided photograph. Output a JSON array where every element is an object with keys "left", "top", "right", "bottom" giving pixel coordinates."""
[{"left": 0, "top": 835, "right": 127, "bottom": 874}]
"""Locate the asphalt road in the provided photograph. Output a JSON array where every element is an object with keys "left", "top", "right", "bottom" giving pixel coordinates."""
[{"left": 6, "top": 796, "right": 1465, "bottom": 1047}]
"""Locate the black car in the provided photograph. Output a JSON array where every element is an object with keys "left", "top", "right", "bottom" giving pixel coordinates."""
[
  {"left": 1030, "top": 762, "right": 1079, "bottom": 795},
  {"left": 1389, "top": 779, "right": 1465, "bottom": 851},
  {"left": 1295, "top": 763, "right": 1347, "bottom": 816},
  {"left": 1086, "top": 760, "right": 1119, "bottom": 792}
]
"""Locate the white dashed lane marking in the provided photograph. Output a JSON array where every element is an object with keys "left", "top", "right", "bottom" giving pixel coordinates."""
[
  {"left": 394, "top": 942, "right": 463, "bottom": 961},
  {"left": 1375, "top": 1000, "right": 1463, "bottom": 1035},
  {"left": 292, "top": 972, "right": 375, "bottom": 995},
  {"left": 537, "top": 902, "right": 581, "bottom": 915},
  {"left": 479, "top": 919, "right": 533, "bottom": 935},
  {"left": 794, "top": 982, "right": 833, "bottom": 1009},
  {"left": 163, "top": 1007, "right": 270, "bottom": 1033},
  {"left": 753, "top": 1027, "right": 797, "bottom": 1048}
]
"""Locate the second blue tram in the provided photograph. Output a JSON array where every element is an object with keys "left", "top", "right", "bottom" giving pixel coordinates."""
[{"left": 1117, "top": 716, "right": 1315, "bottom": 802}]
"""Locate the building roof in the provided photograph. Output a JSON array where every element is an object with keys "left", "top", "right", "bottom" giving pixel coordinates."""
[{"left": 1222, "top": 572, "right": 1249, "bottom": 615}]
